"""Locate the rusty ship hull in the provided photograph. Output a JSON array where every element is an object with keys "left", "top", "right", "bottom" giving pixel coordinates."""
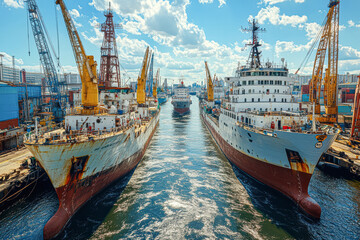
[
  {"left": 201, "top": 111, "right": 338, "bottom": 218},
  {"left": 26, "top": 112, "right": 159, "bottom": 239}
]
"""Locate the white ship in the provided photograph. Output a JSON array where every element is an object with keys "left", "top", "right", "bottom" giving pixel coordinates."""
[
  {"left": 201, "top": 19, "right": 339, "bottom": 219},
  {"left": 171, "top": 81, "right": 192, "bottom": 114}
]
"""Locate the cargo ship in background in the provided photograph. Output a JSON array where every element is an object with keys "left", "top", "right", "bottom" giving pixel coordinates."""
[
  {"left": 24, "top": 1, "right": 159, "bottom": 238},
  {"left": 201, "top": 19, "right": 339, "bottom": 219},
  {"left": 171, "top": 81, "right": 192, "bottom": 114},
  {"left": 157, "top": 91, "right": 168, "bottom": 105}
]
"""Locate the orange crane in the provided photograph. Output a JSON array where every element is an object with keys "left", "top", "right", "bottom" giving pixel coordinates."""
[
  {"left": 137, "top": 47, "right": 151, "bottom": 105},
  {"left": 309, "top": 0, "right": 339, "bottom": 124},
  {"left": 205, "top": 61, "right": 214, "bottom": 102},
  {"left": 351, "top": 76, "right": 360, "bottom": 141},
  {"left": 56, "top": 0, "right": 100, "bottom": 114}
]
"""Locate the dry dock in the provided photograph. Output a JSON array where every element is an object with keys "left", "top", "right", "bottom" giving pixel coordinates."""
[{"left": 0, "top": 148, "right": 45, "bottom": 206}]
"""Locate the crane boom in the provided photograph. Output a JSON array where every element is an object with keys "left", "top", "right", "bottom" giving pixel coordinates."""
[
  {"left": 56, "top": 0, "right": 98, "bottom": 109},
  {"left": 147, "top": 53, "right": 154, "bottom": 97},
  {"left": 309, "top": 0, "right": 339, "bottom": 123},
  {"left": 351, "top": 76, "right": 360, "bottom": 140},
  {"left": 137, "top": 47, "right": 150, "bottom": 105},
  {"left": 26, "top": 0, "right": 64, "bottom": 122},
  {"left": 153, "top": 68, "right": 160, "bottom": 98},
  {"left": 205, "top": 61, "right": 214, "bottom": 102}
]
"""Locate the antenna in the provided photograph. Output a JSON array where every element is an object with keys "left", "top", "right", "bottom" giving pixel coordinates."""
[{"left": 242, "top": 19, "right": 266, "bottom": 68}]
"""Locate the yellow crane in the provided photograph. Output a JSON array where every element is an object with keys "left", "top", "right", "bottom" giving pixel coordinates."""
[
  {"left": 56, "top": 0, "right": 99, "bottom": 114},
  {"left": 153, "top": 68, "right": 160, "bottom": 98},
  {"left": 205, "top": 61, "right": 214, "bottom": 102},
  {"left": 137, "top": 47, "right": 151, "bottom": 105},
  {"left": 309, "top": 0, "right": 339, "bottom": 123}
]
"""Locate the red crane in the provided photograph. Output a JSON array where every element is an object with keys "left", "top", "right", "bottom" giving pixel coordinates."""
[
  {"left": 351, "top": 75, "right": 360, "bottom": 141},
  {"left": 99, "top": 3, "right": 122, "bottom": 88}
]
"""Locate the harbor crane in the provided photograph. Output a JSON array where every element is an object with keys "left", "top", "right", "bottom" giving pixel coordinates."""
[
  {"left": 26, "top": 0, "right": 65, "bottom": 122},
  {"left": 205, "top": 61, "right": 214, "bottom": 102},
  {"left": 309, "top": 0, "right": 339, "bottom": 124},
  {"left": 350, "top": 76, "right": 360, "bottom": 142},
  {"left": 56, "top": 0, "right": 101, "bottom": 115},
  {"left": 137, "top": 47, "right": 151, "bottom": 105},
  {"left": 146, "top": 53, "right": 154, "bottom": 97},
  {"left": 153, "top": 68, "right": 160, "bottom": 98}
]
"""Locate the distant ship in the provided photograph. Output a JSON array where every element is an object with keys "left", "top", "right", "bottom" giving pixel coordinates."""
[
  {"left": 201, "top": 19, "right": 339, "bottom": 219},
  {"left": 157, "top": 91, "right": 168, "bottom": 105},
  {"left": 171, "top": 81, "right": 192, "bottom": 114}
]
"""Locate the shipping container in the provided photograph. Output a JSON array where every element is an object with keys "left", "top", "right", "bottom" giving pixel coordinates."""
[
  {"left": 301, "top": 85, "right": 309, "bottom": 94},
  {"left": 16, "top": 84, "right": 42, "bottom": 100},
  {"left": 338, "top": 105, "right": 352, "bottom": 115},
  {"left": 302, "top": 94, "right": 309, "bottom": 102},
  {"left": 0, "top": 83, "right": 19, "bottom": 129}
]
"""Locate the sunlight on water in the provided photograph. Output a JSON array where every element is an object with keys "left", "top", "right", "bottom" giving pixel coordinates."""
[{"left": 0, "top": 97, "right": 359, "bottom": 239}]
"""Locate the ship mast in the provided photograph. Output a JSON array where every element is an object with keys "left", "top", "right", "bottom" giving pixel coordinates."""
[{"left": 243, "top": 19, "right": 266, "bottom": 69}]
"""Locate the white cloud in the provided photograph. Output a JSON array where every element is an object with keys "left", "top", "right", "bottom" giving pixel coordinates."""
[
  {"left": 348, "top": 20, "right": 360, "bottom": 28},
  {"left": 199, "top": 0, "right": 213, "bottom": 3},
  {"left": 218, "top": 0, "right": 226, "bottom": 7},
  {"left": 69, "top": 9, "right": 80, "bottom": 18},
  {"left": 260, "top": 0, "right": 304, "bottom": 5},
  {"left": 0, "top": 52, "right": 24, "bottom": 66},
  {"left": 199, "top": 0, "right": 226, "bottom": 7},
  {"left": 255, "top": 6, "right": 307, "bottom": 27},
  {"left": 3, "top": 0, "right": 23, "bottom": 8}
]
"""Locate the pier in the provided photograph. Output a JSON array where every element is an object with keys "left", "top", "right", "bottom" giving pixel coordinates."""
[
  {"left": 320, "top": 141, "right": 360, "bottom": 179},
  {"left": 0, "top": 148, "right": 45, "bottom": 206}
]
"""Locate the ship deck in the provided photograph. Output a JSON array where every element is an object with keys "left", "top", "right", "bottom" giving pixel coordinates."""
[{"left": 25, "top": 116, "right": 156, "bottom": 146}]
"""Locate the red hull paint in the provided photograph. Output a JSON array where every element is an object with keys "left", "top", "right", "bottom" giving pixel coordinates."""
[
  {"left": 201, "top": 114, "right": 321, "bottom": 218},
  {"left": 43, "top": 120, "right": 159, "bottom": 239},
  {"left": 0, "top": 118, "right": 18, "bottom": 129},
  {"left": 174, "top": 108, "right": 190, "bottom": 114}
]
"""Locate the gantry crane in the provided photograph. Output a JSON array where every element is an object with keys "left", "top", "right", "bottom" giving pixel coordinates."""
[
  {"left": 205, "top": 61, "right": 214, "bottom": 102},
  {"left": 153, "top": 68, "right": 160, "bottom": 98},
  {"left": 309, "top": 0, "right": 339, "bottom": 124},
  {"left": 26, "top": 0, "right": 65, "bottom": 122},
  {"left": 56, "top": 0, "right": 100, "bottom": 114},
  {"left": 137, "top": 47, "right": 151, "bottom": 105}
]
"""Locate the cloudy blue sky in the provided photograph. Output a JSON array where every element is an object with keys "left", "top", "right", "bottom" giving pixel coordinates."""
[{"left": 1, "top": 0, "right": 360, "bottom": 85}]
